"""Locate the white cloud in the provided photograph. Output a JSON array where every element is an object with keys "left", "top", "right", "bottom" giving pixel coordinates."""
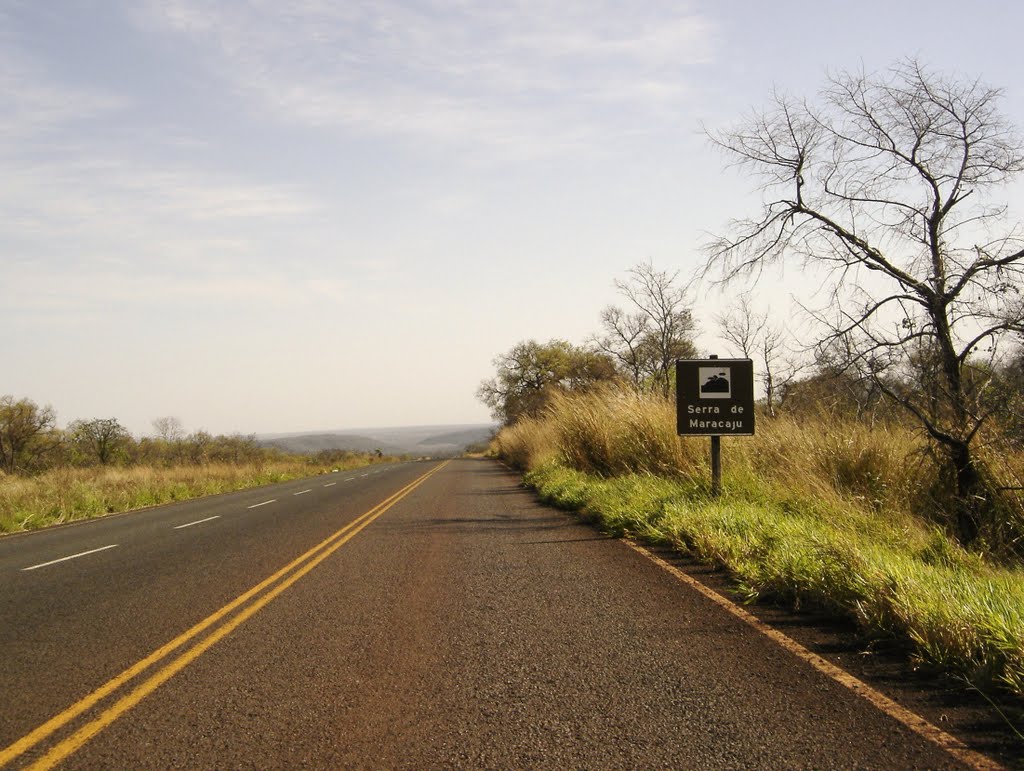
[
  {"left": 1, "top": 260, "right": 342, "bottom": 323},
  {"left": 0, "top": 51, "right": 125, "bottom": 142},
  {"left": 0, "top": 12, "right": 321, "bottom": 281},
  {"left": 136, "top": 0, "right": 716, "bottom": 159},
  {"left": 1, "top": 153, "right": 318, "bottom": 235}
]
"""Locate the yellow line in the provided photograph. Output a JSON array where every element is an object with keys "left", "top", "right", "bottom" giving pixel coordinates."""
[
  {"left": 1, "top": 461, "right": 448, "bottom": 769},
  {"left": 624, "top": 540, "right": 1004, "bottom": 771}
]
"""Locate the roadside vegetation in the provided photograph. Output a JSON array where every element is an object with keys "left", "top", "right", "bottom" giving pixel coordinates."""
[
  {"left": 482, "top": 60, "right": 1024, "bottom": 699},
  {"left": 492, "top": 389, "right": 1024, "bottom": 697},
  {"left": 0, "top": 402, "right": 397, "bottom": 534}
]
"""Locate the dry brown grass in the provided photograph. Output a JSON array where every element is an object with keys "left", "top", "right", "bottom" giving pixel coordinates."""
[
  {"left": 547, "top": 387, "right": 697, "bottom": 477},
  {"left": 493, "top": 416, "right": 559, "bottom": 471},
  {"left": 0, "top": 459, "right": 370, "bottom": 533},
  {"left": 735, "top": 411, "right": 934, "bottom": 513},
  {"left": 496, "top": 387, "right": 700, "bottom": 477}
]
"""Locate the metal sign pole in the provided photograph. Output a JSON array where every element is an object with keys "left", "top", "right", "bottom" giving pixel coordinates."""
[
  {"left": 709, "top": 355, "right": 722, "bottom": 498},
  {"left": 710, "top": 435, "right": 722, "bottom": 498}
]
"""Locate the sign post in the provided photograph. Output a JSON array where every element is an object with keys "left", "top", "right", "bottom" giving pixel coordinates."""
[{"left": 676, "top": 356, "right": 755, "bottom": 496}]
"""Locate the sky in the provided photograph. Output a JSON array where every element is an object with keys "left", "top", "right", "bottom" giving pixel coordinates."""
[{"left": 3, "top": 0, "right": 1024, "bottom": 436}]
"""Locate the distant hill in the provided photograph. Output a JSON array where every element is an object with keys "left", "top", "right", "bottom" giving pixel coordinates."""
[
  {"left": 260, "top": 433, "right": 409, "bottom": 456},
  {"left": 417, "top": 427, "right": 496, "bottom": 447},
  {"left": 259, "top": 423, "right": 496, "bottom": 457}
]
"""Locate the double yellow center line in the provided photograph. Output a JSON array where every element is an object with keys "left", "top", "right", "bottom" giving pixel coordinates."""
[{"left": 1, "top": 461, "right": 449, "bottom": 770}]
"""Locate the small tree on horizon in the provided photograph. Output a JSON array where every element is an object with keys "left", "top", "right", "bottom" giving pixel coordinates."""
[
  {"left": 715, "top": 293, "right": 804, "bottom": 417},
  {"left": 152, "top": 416, "right": 184, "bottom": 443},
  {"left": 593, "top": 262, "right": 697, "bottom": 397}
]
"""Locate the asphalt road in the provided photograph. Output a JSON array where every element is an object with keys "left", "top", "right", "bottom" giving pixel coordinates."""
[{"left": 0, "top": 459, "right": 988, "bottom": 768}]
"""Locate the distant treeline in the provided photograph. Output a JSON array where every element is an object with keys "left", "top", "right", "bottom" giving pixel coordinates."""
[{"left": 0, "top": 397, "right": 379, "bottom": 475}]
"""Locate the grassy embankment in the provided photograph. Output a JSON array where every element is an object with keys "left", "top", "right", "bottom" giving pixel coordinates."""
[
  {"left": 494, "top": 387, "right": 1024, "bottom": 698},
  {"left": 0, "top": 455, "right": 391, "bottom": 534}
]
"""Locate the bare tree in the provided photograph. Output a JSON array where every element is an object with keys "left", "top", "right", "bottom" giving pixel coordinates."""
[
  {"left": 704, "top": 59, "right": 1024, "bottom": 545},
  {"left": 715, "top": 293, "right": 801, "bottom": 417},
  {"left": 152, "top": 416, "right": 184, "bottom": 443},
  {"left": 594, "top": 262, "right": 697, "bottom": 397},
  {"left": 593, "top": 305, "right": 649, "bottom": 390}
]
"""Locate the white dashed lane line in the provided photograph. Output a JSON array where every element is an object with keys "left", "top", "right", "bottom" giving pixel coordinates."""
[
  {"left": 22, "top": 544, "right": 119, "bottom": 572},
  {"left": 16, "top": 469, "right": 404, "bottom": 575},
  {"left": 172, "top": 516, "right": 220, "bottom": 530}
]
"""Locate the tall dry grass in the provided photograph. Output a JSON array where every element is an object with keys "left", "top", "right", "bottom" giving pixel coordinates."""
[
  {"left": 546, "top": 388, "right": 698, "bottom": 476},
  {"left": 493, "top": 415, "right": 559, "bottom": 471},
  {"left": 737, "top": 411, "right": 932, "bottom": 512},
  {"left": 497, "top": 387, "right": 701, "bottom": 477}
]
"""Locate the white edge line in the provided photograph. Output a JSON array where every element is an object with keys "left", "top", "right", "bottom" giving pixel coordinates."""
[
  {"left": 246, "top": 499, "right": 276, "bottom": 509},
  {"left": 22, "top": 544, "right": 119, "bottom": 572},
  {"left": 624, "top": 540, "right": 1004, "bottom": 771},
  {"left": 172, "top": 515, "right": 221, "bottom": 530}
]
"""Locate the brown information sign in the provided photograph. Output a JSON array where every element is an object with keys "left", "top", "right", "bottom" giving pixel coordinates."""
[{"left": 676, "top": 358, "right": 755, "bottom": 436}]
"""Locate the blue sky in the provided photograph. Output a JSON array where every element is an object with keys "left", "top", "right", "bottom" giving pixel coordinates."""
[{"left": 3, "top": 1, "right": 1024, "bottom": 435}]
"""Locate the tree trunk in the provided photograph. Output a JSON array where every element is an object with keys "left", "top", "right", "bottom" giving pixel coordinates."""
[{"left": 949, "top": 441, "right": 983, "bottom": 546}]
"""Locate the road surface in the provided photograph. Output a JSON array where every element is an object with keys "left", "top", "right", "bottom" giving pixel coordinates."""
[{"left": 0, "top": 459, "right": 996, "bottom": 768}]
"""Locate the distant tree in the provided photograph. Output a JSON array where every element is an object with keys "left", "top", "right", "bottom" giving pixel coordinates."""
[
  {"left": 704, "top": 59, "right": 1024, "bottom": 545},
  {"left": 186, "top": 430, "right": 214, "bottom": 464},
  {"left": 593, "top": 304, "right": 648, "bottom": 389},
  {"left": 151, "top": 416, "right": 184, "bottom": 443},
  {"left": 778, "top": 362, "right": 895, "bottom": 423},
  {"left": 0, "top": 396, "right": 57, "bottom": 474},
  {"left": 593, "top": 262, "right": 697, "bottom": 396},
  {"left": 68, "top": 418, "right": 131, "bottom": 466},
  {"left": 477, "top": 339, "right": 619, "bottom": 425},
  {"left": 715, "top": 293, "right": 803, "bottom": 417}
]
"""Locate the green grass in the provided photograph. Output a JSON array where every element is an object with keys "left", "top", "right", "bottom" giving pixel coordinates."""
[
  {"left": 496, "top": 388, "right": 1024, "bottom": 698},
  {"left": 0, "top": 457, "right": 386, "bottom": 533},
  {"left": 525, "top": 462, "right": 1024, "bottom": 695}
]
